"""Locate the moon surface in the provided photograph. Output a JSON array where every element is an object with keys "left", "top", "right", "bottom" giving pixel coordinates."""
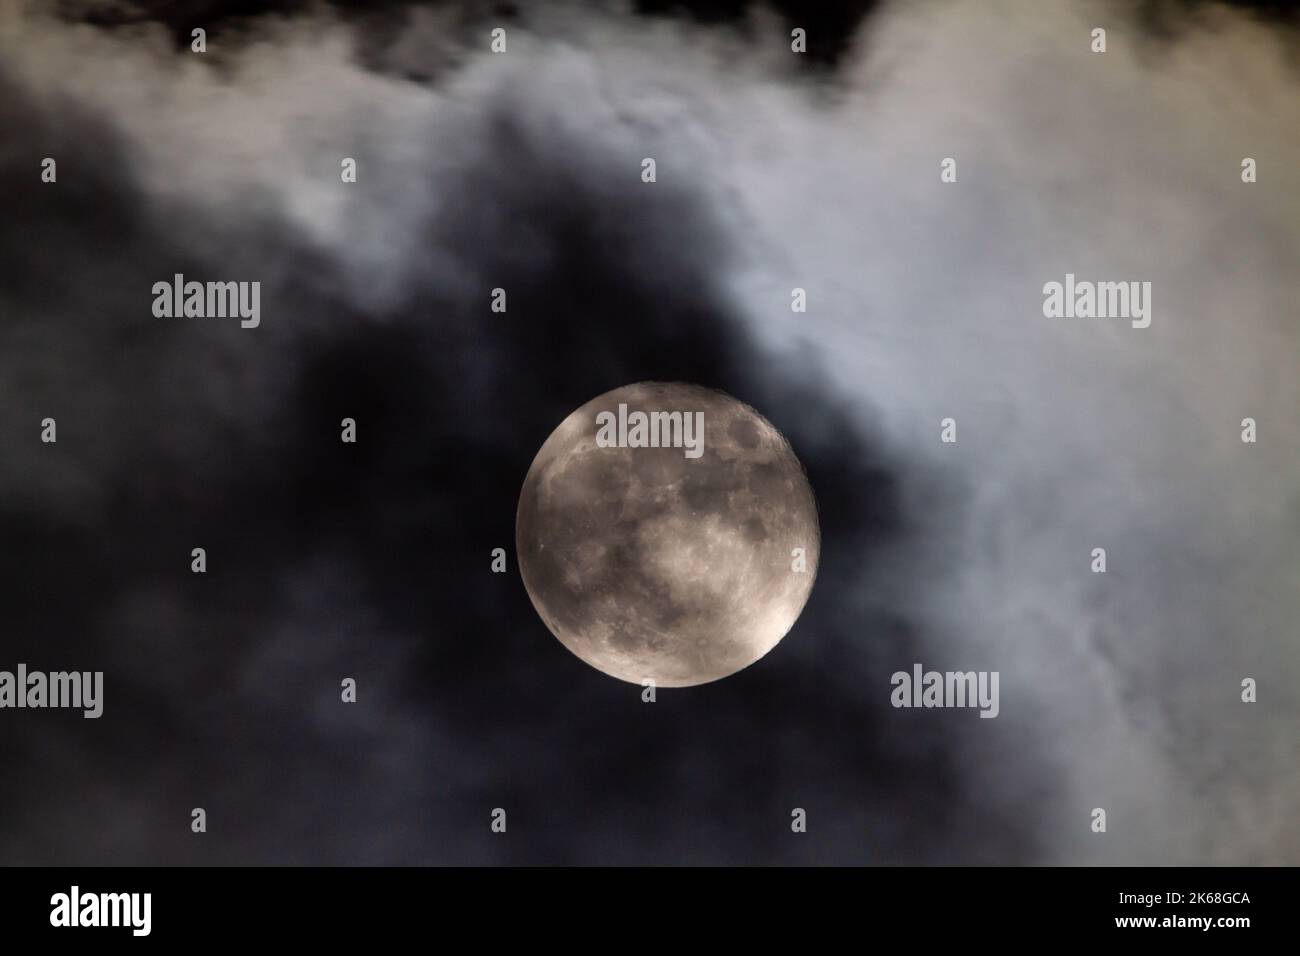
[{"left": 516, "top": 382, "right": 820, "bottom": 687}]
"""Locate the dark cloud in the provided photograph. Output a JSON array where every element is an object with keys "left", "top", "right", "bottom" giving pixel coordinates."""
[
  {"left": 0, "top": 40, "right": 1044, "bottom": 862},
  {"left": 58, "top": 0, "right": 881, "bottom": 69},
  {"left": 55, "top": 0, "right": 1300, "bottom": 66}
]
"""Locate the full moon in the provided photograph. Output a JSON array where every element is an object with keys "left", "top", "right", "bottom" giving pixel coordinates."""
[{"left": 516, "top": 382, "right": 820, "bottom": 687}]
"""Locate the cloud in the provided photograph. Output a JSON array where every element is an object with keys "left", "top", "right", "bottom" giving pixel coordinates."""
[{"left": 0, "top": 0, "right": 1295, "bottom": 863}]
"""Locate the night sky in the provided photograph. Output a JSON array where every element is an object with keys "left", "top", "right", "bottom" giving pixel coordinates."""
[{"left": 1, "top": 0, "right": 1297, "bottom": 864}]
